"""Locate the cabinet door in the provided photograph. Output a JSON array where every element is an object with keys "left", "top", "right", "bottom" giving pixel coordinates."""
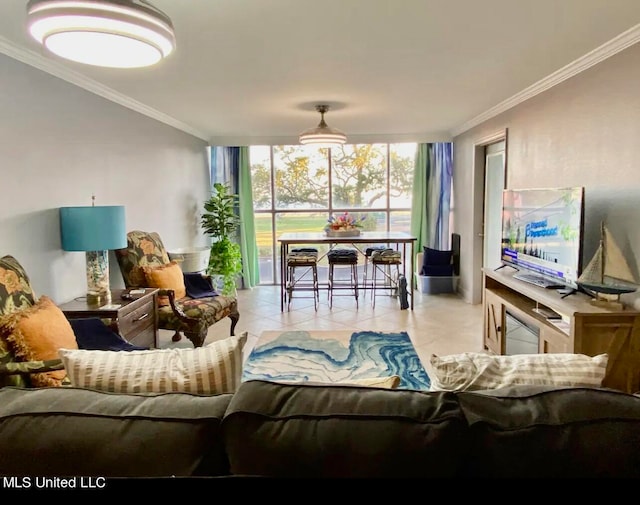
[
  {"left": 539, "top": 327, "right": 571, "bottom": 354},
  {"left": 484, "top": 290, "right": 504, "bottom": 354}
]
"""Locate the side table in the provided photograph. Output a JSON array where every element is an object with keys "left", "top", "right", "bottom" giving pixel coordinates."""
[{"left": 59, "top": 288, "right": 159, "bottom": 349}]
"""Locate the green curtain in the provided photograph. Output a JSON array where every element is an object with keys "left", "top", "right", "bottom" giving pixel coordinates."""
[
  {"left": 410, "top": 143, "right": 429, "bottom": 251},
  {"left": 238, "top": 147, "right": 260, "bottom": 288},
  {"left": 210, "top": 146, "right": 260, "bottom": 289}
]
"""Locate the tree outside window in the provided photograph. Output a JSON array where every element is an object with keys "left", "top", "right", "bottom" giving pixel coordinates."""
[{"left": 250, "top": 143, "right": 416, "bottom": 284}]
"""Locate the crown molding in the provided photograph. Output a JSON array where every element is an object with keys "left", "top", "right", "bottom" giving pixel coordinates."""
[
  {"left": 209, "top": 131, "right": 453, "bottom": 147},
  {"left": 3, "top": 19, "right": 639, "bottom": 145},
  {"left": 0, "top": 36, "right": 209, "bottom": 141},
  {"left": 450, "top": 23, "right": 640, "bottom": 138}
]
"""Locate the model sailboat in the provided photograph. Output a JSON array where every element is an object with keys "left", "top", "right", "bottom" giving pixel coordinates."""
[{"left": 577, "top": 222, "right": 638, "bottom": 308}]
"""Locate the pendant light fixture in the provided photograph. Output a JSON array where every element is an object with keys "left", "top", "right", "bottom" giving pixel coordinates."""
[
  {"left": 26, "top": 0, "right": 176, "bottom": 68},
  {"left": 299, "top": 104, "right": 347, "bottom": 147}
]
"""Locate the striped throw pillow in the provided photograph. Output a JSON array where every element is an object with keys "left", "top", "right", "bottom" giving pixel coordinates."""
[
  {"left": 429, "top": 352, "right": 608, "bottom": 392},
  {"left": 59, "top": 332, "right": 247, "bottom": 394}
]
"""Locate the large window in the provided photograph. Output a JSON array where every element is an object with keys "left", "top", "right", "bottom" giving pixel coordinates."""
[{"left": 249, "top": 143, "right": 417, "bottom": 284}]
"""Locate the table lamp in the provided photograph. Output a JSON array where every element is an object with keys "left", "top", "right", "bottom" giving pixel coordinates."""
[{"left": 59, "top": 202, "right": 126, "bottom": 306}]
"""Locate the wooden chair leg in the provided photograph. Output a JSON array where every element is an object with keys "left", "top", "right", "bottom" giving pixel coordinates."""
[
  {"left": 229, "top": 312, "right": 239, "bottom": 336},
  {"left": 184, "top": 328, "right": 207, "bottom": 348}
]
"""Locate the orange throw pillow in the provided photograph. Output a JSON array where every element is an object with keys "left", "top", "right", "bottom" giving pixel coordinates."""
[
  {"left": 142, "top": 261, "right": 186, "bottom": 305},
  {"left": 0, "top": 295, "right": 78, "bottom": 387}
]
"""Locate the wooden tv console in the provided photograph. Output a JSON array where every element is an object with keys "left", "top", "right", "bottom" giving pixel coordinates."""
[{"left": 483, "top": 267, "right": 640, "bottom": 393}]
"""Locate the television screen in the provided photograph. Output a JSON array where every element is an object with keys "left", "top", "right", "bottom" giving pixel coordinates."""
[{"left": 501, "top": 187, "right": 585, "bottom": 288}]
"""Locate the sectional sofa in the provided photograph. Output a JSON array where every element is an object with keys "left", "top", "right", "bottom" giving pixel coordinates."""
[{"left": 1, "top": 379, "right": 640, "bottom": 479}]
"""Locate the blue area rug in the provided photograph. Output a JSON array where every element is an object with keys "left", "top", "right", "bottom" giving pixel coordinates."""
[{"left": 242, "top": 330, "right": 430, "bottom": 390}]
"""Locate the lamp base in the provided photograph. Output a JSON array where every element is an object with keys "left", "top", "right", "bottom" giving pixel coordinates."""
[
  {"left": 86, "top": 290, "right": 111, "bottom": 307},
  {"left": 86, "top": 250, "right": 112, "bottom": 307}
]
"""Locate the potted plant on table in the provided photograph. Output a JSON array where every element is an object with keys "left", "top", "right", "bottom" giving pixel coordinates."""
[{"left": 201, "top": 182, "right": 243, "bottom": 296}]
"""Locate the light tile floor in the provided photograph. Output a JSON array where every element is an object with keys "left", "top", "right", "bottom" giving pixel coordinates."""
[{"left": 158, "top": 284, "right": 484, "bottom": 379}]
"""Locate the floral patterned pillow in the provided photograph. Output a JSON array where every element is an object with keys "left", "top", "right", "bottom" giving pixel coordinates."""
[{"left": 0, "top": 255, "right": 36, "bottom": 317}]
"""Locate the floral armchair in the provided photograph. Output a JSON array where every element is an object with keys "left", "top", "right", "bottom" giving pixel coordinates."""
[
  {"left": 115, "top": 230, "right": 239, "bottom": 348},
  {"left": 0, "top": 255, "right": 66, "bottom": 387},
  {"left": 0, "top": 255, "right": 146, "bottom": 388}
]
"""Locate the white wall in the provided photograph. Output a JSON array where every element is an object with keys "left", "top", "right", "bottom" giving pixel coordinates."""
[
  {"left": 0, "top": 54, "right": 211, "bottom": 304},
  {"left": 5, "top": 38, "right": 640, "bottom": 309},
  {"left": 453, "top": 42, "right": 640, "bottom": 308}
]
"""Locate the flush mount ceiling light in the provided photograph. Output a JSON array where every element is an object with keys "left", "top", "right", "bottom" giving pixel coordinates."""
[
  {"left": 26, "top": 0, "right": 176, "bottom": 68},
  {"left": 299, "top": 104, "right": 347, "bottom": 147}
]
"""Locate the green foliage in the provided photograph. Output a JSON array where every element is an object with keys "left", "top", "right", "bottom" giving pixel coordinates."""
[
  {"left": 272, "top": 146, "right": 329, "bottom": 207},
  {"left": 207, "top": 238, "right": 242, "bottom": 295},
  {"left": 254, "top": 144, "right": 415, "bottom": 210},
  {"left": 201, "top": 182, "right": 242, "bottom": 295},
  {"left": 331, "top": 144, "right": 387, "bottom": 207},
  {"left": 201, "top": 182, "right": 240, "bottom": 239}
]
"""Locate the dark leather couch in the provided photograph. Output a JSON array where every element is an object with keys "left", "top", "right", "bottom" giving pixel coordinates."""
[{"left": 1, "top": 380, "right": 639, "bottom": 479}]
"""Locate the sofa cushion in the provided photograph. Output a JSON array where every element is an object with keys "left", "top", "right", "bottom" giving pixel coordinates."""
[
  {"left": 59, "top": 332, "right": 247, "bottom": 394},
  {"left": 457, "top": 386, "right": 640, "bottom": 478},
  {"left": 429, "top": 351, "right": 609, "bottom": 391},
  {"left": 222, "top": 380, "right": 468, "bottom": 478},
  {"left": 0, "top": 296, "right": 77, "bottom": 387},
  {"left": 0, "top": 386, "right": 232, "bottom": 477}
]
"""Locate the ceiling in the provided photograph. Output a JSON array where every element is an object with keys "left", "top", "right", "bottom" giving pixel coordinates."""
[{"left": 1, "top": 0, "right": 639, "bottom": 145}]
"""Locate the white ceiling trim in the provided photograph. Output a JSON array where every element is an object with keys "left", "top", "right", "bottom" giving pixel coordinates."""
[
  {"left": 0, "top": 36, "right": 209, "bottom": 141},
  {"left": 2, "top": 17, "right": 639, "bottom": 145},
  {"left": 450, "top": 23, "right": 640, "bottom": 138}
]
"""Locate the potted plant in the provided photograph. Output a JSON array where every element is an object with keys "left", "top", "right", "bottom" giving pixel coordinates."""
[{"left": 201, "top": 182, "right": 242, "bottom": 296}]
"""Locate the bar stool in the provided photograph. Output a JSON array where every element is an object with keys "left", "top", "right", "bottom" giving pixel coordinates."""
[
  {"left": 286, "top": 248, "right": 319, "bottom": 311},
  {"left": 371, "top": 248, "right": 402, "bottom": 308},
  {"left": 362, "top": 245, "right": 387, "bottom": 297},
  {"left": 327, "top": 249, "right": 359, "bottom": 309}
]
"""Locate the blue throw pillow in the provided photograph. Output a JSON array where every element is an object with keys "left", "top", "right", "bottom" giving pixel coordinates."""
[
  {"left": 183, "top": 272, "right": 218, "bottom": 299},
  {"left": 424, "top": 247, "right": 453, "bottom": 266},
  {"left": 69, "top": 318, "right": 148, "bottom": 351},
  {"left": 421, "top": 247, "right": 453, "bottom": 276}
]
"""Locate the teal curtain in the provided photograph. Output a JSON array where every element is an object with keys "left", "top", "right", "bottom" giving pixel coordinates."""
[
  {"left": 210, "top": 146, "right": 260, "bottom": 288},
  {"left": 410, "top": 143, "right": 453, "bottom": 251}
]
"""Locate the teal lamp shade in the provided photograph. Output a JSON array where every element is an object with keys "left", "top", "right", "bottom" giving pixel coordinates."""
[
  {"left": 59, "top": 205, "right": 126, "bottom": 306},
  {"left": 60, "top": 206, "right": 126, "bottom": 252}
]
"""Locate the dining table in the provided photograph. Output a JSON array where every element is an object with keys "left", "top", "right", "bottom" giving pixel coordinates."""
[{"left": 277, "top": 231, "right": 417, "bottom": 312}]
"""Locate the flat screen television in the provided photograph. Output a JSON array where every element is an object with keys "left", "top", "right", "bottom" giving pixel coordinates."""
[{"left": 501, "top": 187, "right": 585, "bottom": 289}]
